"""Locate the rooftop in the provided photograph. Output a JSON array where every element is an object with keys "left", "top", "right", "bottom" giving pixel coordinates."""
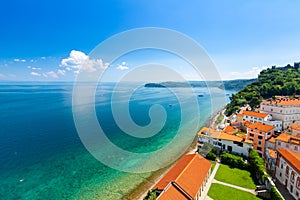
[
  {"left": 277, "top": 149, "right": 300, "bottom": 173},
  {"left": 242, "top": 110, "right": 269, "bottom": 118},
  {"left": 262, "top": 97, "right": 300, "bottom": 106},
  {"left": 198, "top": 127, "right": 252, "bottom": 143},
  {"left": 248, "top": 122, "right": 274, "bottom": 132},
  {"left": 276, "top": 133, "right": 300, "bottom": 144},
  {"left": 267, "top": 149, "right": 277, "bottom": 159},
  {"left": 267, "top": 137, "right": 276, "bottom": 143},
  {"left": 290, "top": 123, "right": 300, "bottom": 131},
  {"left": 154, "top": 153, "right": 211, "bottom": 199},
  {"left": 222, "top": 125, "right": 238, "bottom": 134}
]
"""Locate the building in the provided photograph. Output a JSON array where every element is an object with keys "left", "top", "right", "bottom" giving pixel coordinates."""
[
  {"left": 198, "top": 127, "right": 252, "bottom": 157},
  {"left": 287, "top": 122, "right": 300, "bottom": 137},
  {"left": 275, "top": 133, "right": 300, "bottom": 154},
  {"left": 260, "top": 97, "right": 300, "bottom": 129},
  {"left": 154, "top": 153, "right": 211, "bottom": 200},
  {"left": 238, "top": 110, "right": 282, "bottom": 131},
  {"left": 275, "top": 149, "right": 300, "bottom": 199},
  {"left": 246, "top": 122, "right": 275, "bottom": 157}
]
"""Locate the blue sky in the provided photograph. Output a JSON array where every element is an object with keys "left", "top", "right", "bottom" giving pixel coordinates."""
[{"left": 0, "top": 0, "right": 300, "bottom": 81}]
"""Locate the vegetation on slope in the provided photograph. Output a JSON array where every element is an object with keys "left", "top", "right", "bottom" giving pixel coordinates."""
[{"left": 225, "top": 66, "right": 300, "bottom": 116}]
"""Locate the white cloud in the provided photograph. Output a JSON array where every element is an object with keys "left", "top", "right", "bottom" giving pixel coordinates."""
[
  {"left": 0, "top": 73, "right": 6, "bottom": 78},
  {"left": 27, "top": 66, "right": 31, "bottom": 69},
  {"left": 14, "top": 58, "right": 26, "bottom": 62},
  {"left": 46, "top": 71, "right": 58, "bottom": 78},
  {"left": 226, "top": 66, "right": 268, "bottom": 79},
  {"left": 57, "top": 69, "right": 66, "bottom": 76},
  {"left": 60, "top": 50, "right": 109, "bottom": 73},
  {"left": 41, "top": 57, "right": 46, "bottom": 60},
  {"left": 30, "top": 72, "right": 41, "bottom": 76},
  {"left": 31, "top": 67, "right": 41, "bottom": 70},
  {"left": 42, "top": 73, "right": 48, "bottom": 78},
  {"left": 116, "top": 62, "right": 129, "bottom": 71}
]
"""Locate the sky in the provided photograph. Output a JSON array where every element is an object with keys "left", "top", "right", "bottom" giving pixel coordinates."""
[{"left": 0, "top": 0, "right": 300, "bottom": 81}]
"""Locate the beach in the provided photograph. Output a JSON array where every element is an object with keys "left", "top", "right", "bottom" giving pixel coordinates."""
[{"left": 128, "top": 107, "right": 226, "bottom": 200}]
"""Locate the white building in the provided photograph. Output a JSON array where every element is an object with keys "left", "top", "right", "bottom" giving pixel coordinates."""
[
  {"left": 275, "top": 133, "right": 300, "bottom": 154},
  {"left": 198, "top": 127, "right": 252, "bottom": 157},
  {"left": 239, "top": 110, "right": 282, "bottom": 131},
  {"left": 275, "top": 149, "right": 300, "bottom": 199},
  {"left": 260, "top": 97, "right": 300, "bottom": 129}
]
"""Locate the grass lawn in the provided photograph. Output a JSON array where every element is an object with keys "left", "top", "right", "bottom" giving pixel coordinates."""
[
  {"left": 215, "top": 164, "right": 256, "bottom": 189},
  {"left": 208, "top": 183, "right": 260, "bottom": 200},
  {"left": 210, "top": 161, "right": 216, "bottom": 172}
]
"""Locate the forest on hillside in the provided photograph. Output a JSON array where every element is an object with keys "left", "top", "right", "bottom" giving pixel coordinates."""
[{"left": 225, "top": 66, "right": 300, "bottom": 116}]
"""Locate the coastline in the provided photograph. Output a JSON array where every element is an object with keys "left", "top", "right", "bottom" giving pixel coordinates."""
[{"left": 126, "top": 107, "right": 226, "bottom": 200}]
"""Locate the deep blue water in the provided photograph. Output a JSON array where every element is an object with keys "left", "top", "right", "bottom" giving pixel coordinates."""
[{"left": 0, "top": 83, "right": 233, "bottom": 199}]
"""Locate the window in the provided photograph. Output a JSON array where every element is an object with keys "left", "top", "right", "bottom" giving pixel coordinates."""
[
  {"left": 291, "top": 171, "right": 295, "bottom": 183},
  {"left": 257, "top": 147, "right": 262, "bottom": 151},
  {"left": 278, "top": 141, "right": 281, "bottom": 146},
  {"left": 258, "top": 141, "right": 262, "bottom": 145},
  {"left": 250, "top": 133, "right": 254, "bottom": 137},
  {"left": 258, "top": 136, "right": 263, "bottom": 139},
  {"left": 295, "top": 146, "right": 298, "bottom": 151},
  {"left": 286, "top": 166, "right": 290, "bottom": 177},
  {"left": 297, "top": 177, "right": 300, "bottom": 190},
  {"left": 281, "top": 163, "right": 283, "bottom": 169},
  {"left": 286, "top": 144, "right": 289, "bottom": 148},
  {"left": 280, "top": 172, "right": 282, "bottom": 177}
]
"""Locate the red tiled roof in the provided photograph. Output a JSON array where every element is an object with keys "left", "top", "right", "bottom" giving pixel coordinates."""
[
  {"left": 154, "top": 154, "right": 211, "bottom": 199},
  {"left": 290, "top": 123, "right": 300, "bottom": 131},
  {"left": 157, "top": 184, "right": 188, "bottom": 200},
  {"left": 268, "top": 137, "right": 276, "bottom": 143},
  {"left": 243, "top": 120, "right": 252, "bottom": 127},
  {"left": 277, "top": 149, "right": 300, "bottom": 173},
  {"left": 275, "top": 133, "right": 299, "bottom": 143},
  {"left": 222, "top": 125, "right": 238, "bottom": 134},
  {"left": 248, "top": 122, "right": 274, "bottom": 132},
  {"left": 267, "top": 149, "right": 277, "bottom": 159},
  {"left": 242, "top": 110, "right": 269, "bottom": 118},
  {"left": 262, "top": 97, "right": 300, "bottom": 106}
]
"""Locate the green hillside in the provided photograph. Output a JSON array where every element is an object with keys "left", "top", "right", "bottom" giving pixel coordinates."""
[{"left": 225, "top": 65, "right": 300, "bottom": 116}]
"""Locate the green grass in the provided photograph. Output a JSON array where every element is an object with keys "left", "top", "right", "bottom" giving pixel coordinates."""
[
  {"left": 208, "top": 183, "right": 260, "bottom": 200},
  {"left": 210, "top": 161, "right": 216, "bottom": 172},
  {"left": 215, "top": 164, "right": 256, "bottom": 189}
]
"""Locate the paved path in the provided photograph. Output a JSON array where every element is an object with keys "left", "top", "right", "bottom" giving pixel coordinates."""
[
  {"left": 201, "top": 162, "right": 257, "bottom": 199},
  {"left": 212, "top": 179, "right": 257, "bottom": 195},
  {"left": 201, "top": 162, "right": 220, "bottom": 200}
]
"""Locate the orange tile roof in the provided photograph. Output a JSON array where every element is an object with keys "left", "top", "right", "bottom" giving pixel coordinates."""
[
  {"left": 267, "top": 149, "right": 277, "bottom": 159},
  {"left": 262, "top": 97, "right": 300, "bottom": 106},
  {"left": 243, "top": 120, "right": 252, "bottom": 127},
  {"left": 275, "top": 133, "right": 300, "bottom": 143},
  {"left": 222, "top": 125, "right": 238, "bottom": 134},
  {"left": 277, "top": 149, "right": 300, "bottom": 173},
  {"left": 242, "top": 110, "right": 269, "bottom": 118},
  {"left": 268, "top": 137, "right": 276, "bottom": 143},
  {"left": 198, "top": 127, "right": 252, "bottom": 143},
  {"left": 290, "top": 123, "right": 300, "bottom": 131},
  {"left": 157, "top": 184, "right": 188, "bottom": 200},
  {"left": 154, "top": 153, "right": 211, "bottom": 199},
  {"left": 248, "top": 122, "right": 274, "bottom": 132}
]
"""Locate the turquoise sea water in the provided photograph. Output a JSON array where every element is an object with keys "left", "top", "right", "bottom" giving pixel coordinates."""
[{"left": 0, "top": 83, "right": 233, "bottom": 199}]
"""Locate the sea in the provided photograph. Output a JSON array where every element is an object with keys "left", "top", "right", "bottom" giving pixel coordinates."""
[{"left": 0, "top": 82, "right": 234, "bottom": 200}]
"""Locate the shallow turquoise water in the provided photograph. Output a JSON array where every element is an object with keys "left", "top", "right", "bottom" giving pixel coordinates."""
[{"left": 0, "top": 83, "right": 233, "bottom": 199}]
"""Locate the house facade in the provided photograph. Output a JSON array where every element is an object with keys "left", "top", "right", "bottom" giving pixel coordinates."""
[
  {"left": 275, "top": 133, "right": 300, "bottom": 154},
  {"left": 198, "top": 127, "right": 252, "bottom": 157},
  {"left": 246, "top": 122, "right": 275, "bottom": 157},
  {"left": 275, "top": 149, "right": 300, "bottom": 200},
  {"left": 260, "top": 97, "right": 300, "bottom": 129},
  {"left": 287, "top": 122, "right": 300, "bottom": 137},
  {"left": 238, "top": 110, "right": 282, "bottom": 131}
]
